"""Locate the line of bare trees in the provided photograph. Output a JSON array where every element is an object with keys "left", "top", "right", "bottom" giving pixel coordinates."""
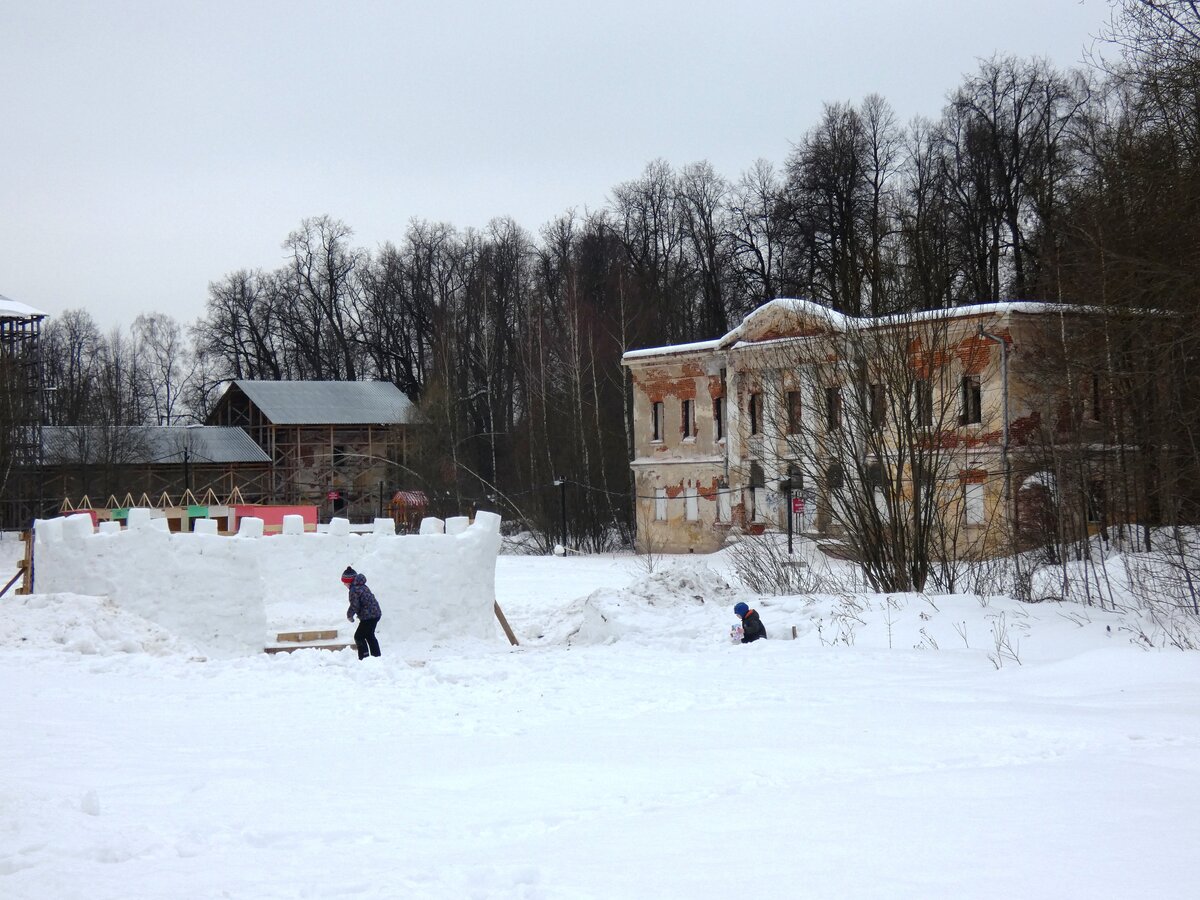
[{"left": 12, "top": 2, "right": 1200, "bottom": 553}]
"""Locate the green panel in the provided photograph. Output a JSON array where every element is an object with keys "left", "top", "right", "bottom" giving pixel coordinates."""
[
  {"left": 187, "top": 505, "right": 208, "bottom": 517},
  {"left": 111, "top": 508, "right": 129, "bottom": 520}
]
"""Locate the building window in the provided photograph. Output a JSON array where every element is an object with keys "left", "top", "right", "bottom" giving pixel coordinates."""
[
  {"left": 681, "top": 399, "right": 694, "bottom": 439},
  {"left": 685, "top": 486, "right": 699, "bottom": 521},
  {"left": 749, "top": 392, "right": 762, "bottom": 435},
  {"left": 654, "top": 487, "right": 667, "bottom": 520},
  {"left": 825, "top": 386, "right": 841, "bottom": 429},
  {"left": 914, "top": 379, "right": 933, "bottom": 427},
  {"left": 869, "top": 383, "right": 886, "bottom": 430},
  {"left": 911, "top": 461, "right": 932, "bottom": 506},
  {"left": 749, "top": 461, "right": 765, "bottom": 521},
  {"left": 754, "top": 487, "right": 770, "bottom": 521},
  {"left": 787, "top": 390, "right": 803, "bottom": 434},
  {"left": 717, "top": 483, "right": 731, "bottom": 522},
  {"left": 868, "top": 461, "right": 888, "bottom": 517},
  {"left": 960, "top": 375, "right": 981, "bottom": 425},
  {"left": 333, "top": 445, "right": 350, "bottom": 468},
  {"left": 963, "top": 481, "right": 985, "bottom": 525},
  {"left": 826, "top": 462, "right": 844, "bottom": 491},
  {"left": 651, "top": 401, "right": 665, "bottom": 442},
  {"left": 713, "top": 396, "right": 724, "bottom": 441}
]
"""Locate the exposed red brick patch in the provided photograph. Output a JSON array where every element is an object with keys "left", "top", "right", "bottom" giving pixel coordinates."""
[
  {"left": 633, "top": 369, "right": 698, "bottom": 401},
  {"left": 955, "top": 334, "right": 998, "bottom": 375},
  {"left": 1009, "top": 412, "right": 1042, "bottom": 446},
  {"left": 919, "top": 430, "right": 1003, "bottom": 451},
  {"left": 698, "top": 477, "right": 723, "bottom": 502},
  {"left": 747, "top": 323, "right": 829, "bottom": 342}
]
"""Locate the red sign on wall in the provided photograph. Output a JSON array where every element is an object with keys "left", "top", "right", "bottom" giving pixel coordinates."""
[
  {"left": 326, "top": 491, "right": 341, "bottom": 501},
  {"left": 792, "top": 497, "right": 804, "bottom": 514}
]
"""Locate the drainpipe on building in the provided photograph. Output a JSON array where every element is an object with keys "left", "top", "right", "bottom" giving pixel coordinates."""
[
  {"left": 976, "top": 326, "right": 1011, "bottom": 532},
  {"left": 720, "top": 363, "right": 731, "bottom": 522}
]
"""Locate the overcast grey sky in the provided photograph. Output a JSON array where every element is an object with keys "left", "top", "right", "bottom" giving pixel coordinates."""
[{"left": 1, "top": 1, "right": 1110, "bottom": 328}]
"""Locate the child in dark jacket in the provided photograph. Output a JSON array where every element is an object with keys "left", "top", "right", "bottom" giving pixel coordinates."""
[
  {"left": 734, "top": 602, "right": 767, "bottom": 643},
  {"left": 342, "top": 566, "right": 382, "bottom": 659}
]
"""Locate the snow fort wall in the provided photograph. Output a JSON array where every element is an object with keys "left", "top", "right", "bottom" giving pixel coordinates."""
[{"left": 33, "top": 509, "right": 504, "bottom": 656}]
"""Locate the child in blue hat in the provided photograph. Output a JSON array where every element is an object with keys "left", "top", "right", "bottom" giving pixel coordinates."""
[{"left": 733, "top": 601, "right": 767, "bottom": 643}]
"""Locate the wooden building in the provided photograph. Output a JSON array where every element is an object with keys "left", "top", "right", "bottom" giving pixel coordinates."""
[
  {"left": 38, "top": 424, "right": 272, "bottom": 511},
  {"left": 206, "top": 380, "right": 421, "bottom": 521}
]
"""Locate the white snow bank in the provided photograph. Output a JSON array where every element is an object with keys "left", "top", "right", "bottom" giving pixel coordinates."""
[
  {"left": 0, "top": 592, "right": 200, "bottom": 656},
  {"left": 31, "top": 510, "right": 504, "bottom": 656},
  {"left": 537, "top": 566, "right": 742, "bottom": 646}
]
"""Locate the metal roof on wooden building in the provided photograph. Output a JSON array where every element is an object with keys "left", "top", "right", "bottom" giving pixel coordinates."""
[
  {"left": 217, "top": 380, "right": 420, "bottom": 426},
  {"left": 42, "top": 426, "right": 271, "bottom": 465}
]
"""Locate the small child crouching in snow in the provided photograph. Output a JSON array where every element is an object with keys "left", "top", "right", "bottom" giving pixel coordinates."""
[{"left": 733, "top": 601, "right": 767, "bottom": 643}]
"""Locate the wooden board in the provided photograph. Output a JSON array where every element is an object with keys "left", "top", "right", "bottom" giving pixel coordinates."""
[
  {"left": 494, "top": 602, "right": 519, "bottom": 646},
  {"left": 16, "top": 532, "right": 32, "bottom": 595},
  {"left": 276, "top": 629, "right": 339, "bottom": 643}
]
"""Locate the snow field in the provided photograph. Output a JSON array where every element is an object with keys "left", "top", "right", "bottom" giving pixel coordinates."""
[{"left": 1, "top": 547, "right": 1199, "bottom": 897}]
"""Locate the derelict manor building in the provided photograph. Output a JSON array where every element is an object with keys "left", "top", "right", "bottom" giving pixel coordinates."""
[{"left": 622, "top": 299, "right": 1116, "bottom": 556}]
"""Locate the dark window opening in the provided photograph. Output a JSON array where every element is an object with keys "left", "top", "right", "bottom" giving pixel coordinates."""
[
  {"left": 825, "top": 462, "right": 844, "bottom": 491},
  {"left": 749, "top": 392, "right": 762, "bottom": 435},
  {"left": 787, "top": 390, "right": 803, "bottom": 434},
  {"left": 713, "top": 396, "right": 724, "bottom": 441},
  {"left": 960, "top": 375, "right": 981, "bottom": 425},
  {"left": 651, "top": 401, "right": 664, "bottom": 442},
  {"left": 914, "top": 379, "right": 933, "bottom": 427},
  {"left": 682, "top": 399, "right": 694, "bottom": 438},
  {"left": 825, "top": 386, "right": 841, "bottom": 429},
  {"left": 869, "top": 383, "right": 886, "bottom": 430},
  {"left": 867, "top": 461, "right": 885, "bottom": 491}
]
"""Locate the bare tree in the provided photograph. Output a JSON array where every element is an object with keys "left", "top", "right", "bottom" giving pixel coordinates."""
[
  {"left": 133, "top": 312, "right": 197, "bottom": 424},
  {"left": 279, "top": 215, "right": 365, "bottom": 380},
  {"left": 740, "top": 307, "right": 1004, "bottom": 592},
  {"left": 728, "top": 159, "right": 786, "bottom": 314}
]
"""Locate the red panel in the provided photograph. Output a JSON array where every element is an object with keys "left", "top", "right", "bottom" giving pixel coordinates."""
[{"left": 232, "top": 505, "right": 319, "bottom": 533}]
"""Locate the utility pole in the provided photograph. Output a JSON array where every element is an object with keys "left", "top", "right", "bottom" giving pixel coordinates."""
[
  {"left": 554, "top": 478, "right": 567, "bottom": 550},
  {"left": 781, "top": 476, "right": 795, "bottom": 555}
]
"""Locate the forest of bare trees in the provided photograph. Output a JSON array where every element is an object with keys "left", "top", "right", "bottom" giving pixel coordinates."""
[{"left": 14, "top": 2, "right": 1200, "bottom": 551}]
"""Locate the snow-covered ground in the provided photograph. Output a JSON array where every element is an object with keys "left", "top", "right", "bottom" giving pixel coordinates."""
[{"left": 2, "top": 542, "right": 1199, "bottom": 898}]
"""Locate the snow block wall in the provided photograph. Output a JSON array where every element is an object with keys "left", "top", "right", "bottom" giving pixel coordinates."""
[{"left": 33, "top": 510, "right": 504, "bottom": 657}]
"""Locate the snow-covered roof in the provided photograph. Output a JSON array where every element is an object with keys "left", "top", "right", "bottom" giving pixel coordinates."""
[
  {"left": 1019, "top": 471, "right": 1058, "bottom": 494},
  {"left": 623, "top": 299, "right": 1089, "bottom": 362},
  {"left": 42, "top": 426, "right": 271, "bottom": 465},
  {"left": 720, "top": 299, "right": 1078, "bottom": 347},
  {"left": 0, "top": 293, "right": 48, "bottom": 320},
  {"left": 221, "top": 380, "right": 420, "bottom": 426},
  {"left": 621, "top": 338, "right": 722, "bottom": 362}
]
